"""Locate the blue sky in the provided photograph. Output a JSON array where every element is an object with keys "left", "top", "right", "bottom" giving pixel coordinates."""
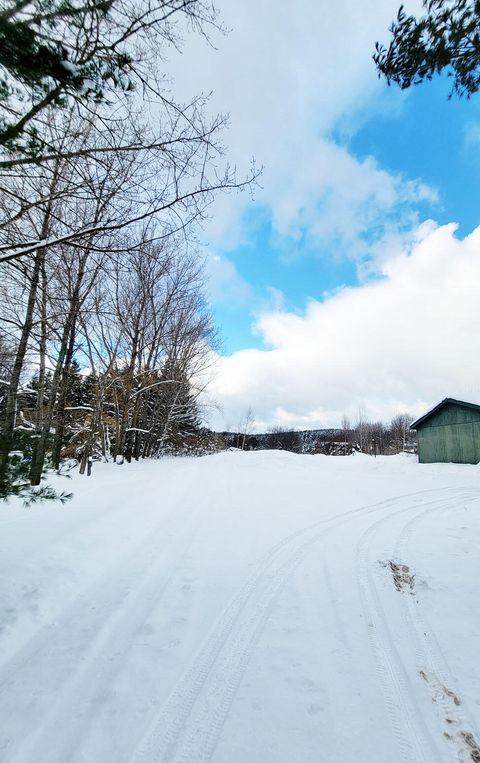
[
  {"left": 172, "top": 0, "right": 480, "bottom": 430},
  {"left": 211, "top": 214, "right": 358, "bottom": 354},
  {"left": 214, "top": 75, "right": 480, "bottom": 355},
  {"left": 351, "top": 77, "right": 480, "bottom": 237}
]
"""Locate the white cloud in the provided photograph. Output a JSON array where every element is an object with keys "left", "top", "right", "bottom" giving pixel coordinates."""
[
  {"left": 266, "top": 140, "right": 437, "bottom": 259},
  {"left": 204, "top": 251, "right": 252, "bottom": 306},
  {"left": 206, "top": 224, "right": 480, "bottom": 430},
  {"left": 464, "top": 122, "right": 480, "bottom": 146},
  {"left": 170, "top": 0, "right": 435, "bottom": 256}
]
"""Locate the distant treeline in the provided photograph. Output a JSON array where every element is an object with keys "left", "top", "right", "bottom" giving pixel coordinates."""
[{"left": 220, "top": 416, "right": 417, "bottom": 456}]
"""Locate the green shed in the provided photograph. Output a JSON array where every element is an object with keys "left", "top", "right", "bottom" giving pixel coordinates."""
[{"left": 411, "top": 398, "right": 480, "bottom": 464}]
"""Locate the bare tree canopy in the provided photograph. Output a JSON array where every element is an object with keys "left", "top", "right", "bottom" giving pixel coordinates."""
[
  {"left": 0, "top": 0, "right": 258, "bottom": 265},
  {"left": 0, "top": 0, "right": 257, "bottom": 501},
  {"left": 0, "top": 0, "right": 220, "bottom": 156}
]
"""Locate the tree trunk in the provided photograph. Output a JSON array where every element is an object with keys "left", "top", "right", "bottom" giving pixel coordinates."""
[
  {"left": 0, "top": 249, "right": 44, "bottom": 492},
  {"left": 34, "top": 258, "right": 48, "bottom": 433},
  {"left": 52, "top": 319, "right": 76, "bottom": 468},
  {"left": 0, "top": 160, "right": 59, "bottom": 494},
  {"left": 30, "top": 254, "right": 87, "bottom": 485},
  {"left": 114, "top": 329, "right": 139, "bottom": 462}
]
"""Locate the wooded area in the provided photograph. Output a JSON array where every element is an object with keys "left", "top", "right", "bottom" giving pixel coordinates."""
[{"left": 0, "top": 0, "right": 255, "bottom": 501}]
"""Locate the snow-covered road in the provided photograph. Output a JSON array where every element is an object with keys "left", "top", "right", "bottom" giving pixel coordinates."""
[{"left": 1, "top": 451, "right": 479, "bottom": 762}]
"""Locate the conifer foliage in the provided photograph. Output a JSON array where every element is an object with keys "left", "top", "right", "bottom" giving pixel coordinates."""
[{"left": 374, "top": 1, "right": 480, "bottom": 97}]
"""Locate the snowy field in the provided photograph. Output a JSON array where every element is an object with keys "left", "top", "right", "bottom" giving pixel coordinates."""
[{"left": 1, "top": 451, "right": 480, "bottom": 763}]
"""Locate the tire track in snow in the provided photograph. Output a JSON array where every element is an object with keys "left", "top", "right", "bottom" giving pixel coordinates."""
[
  {"left": 133, "top": 488, "right": 455, "bottom": 763},
  {"left": 355, "top": 489, "right": 477, "bottom": 763},
  {"left": 393, "top": 491, "right": 480, "bottom": 760},
  {"left": 9, "top": 516, "right": 203, "bottom": 763},
  {"left": 0, "top": 473, "right": 203, "bottom": 763}
]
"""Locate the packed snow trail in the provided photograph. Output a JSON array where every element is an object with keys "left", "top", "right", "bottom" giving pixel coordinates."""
[{"left": 0, "top": 451, "right": 479, "bottom": 762}]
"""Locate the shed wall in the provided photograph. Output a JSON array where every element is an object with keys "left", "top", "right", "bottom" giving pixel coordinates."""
[
  {"left": 418, "top": 403, "right": 480, "bottom": 429},
  {"left": 417, "top": 402, "right": 480, "bottom": 464}
]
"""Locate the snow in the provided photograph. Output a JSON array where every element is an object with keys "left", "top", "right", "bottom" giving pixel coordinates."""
[
  {"left": 0, "top": 451, "right": 479, "bottom": 763},
  {"left": 60, "top": 60, "right": 80, "bottom": 76}
]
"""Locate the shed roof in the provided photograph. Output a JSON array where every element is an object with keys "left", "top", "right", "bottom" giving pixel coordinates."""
[{"left": 410, "top": 398, "right": 480, "bottom": 430}]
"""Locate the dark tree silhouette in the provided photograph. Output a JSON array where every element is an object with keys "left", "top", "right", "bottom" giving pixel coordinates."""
[{"left": 374, "top": 1, "right": 480, "bottom": 98}]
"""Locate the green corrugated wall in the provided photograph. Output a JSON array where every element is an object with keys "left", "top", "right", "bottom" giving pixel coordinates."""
[{"left": 417, "top": 402, "right": 480, "bottom": 464}]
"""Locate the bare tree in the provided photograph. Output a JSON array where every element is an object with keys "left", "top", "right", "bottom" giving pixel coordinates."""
[
  {"left": 69, "top": 234, "right": 215, "bottom": 467},
  {"left": 0, "top": 0, "right": 257, "bottom": 499},
  {"left": 390, "top": 413, "right": 412, "bottom": 454},
  {"left": 355, "top": 406, "right": 367, "bottom": 453},
  {"left": 0, "top": 109, "right": 147, "bottom": 488},
  {"left": 239, "top": 407, "right": 255, "bottom": 451},
  {"left": 341, "top": 414, "right": 351, "bottom": 447},
  {"left": 0, "top": 0, "right": 222, "bottom": 157}
]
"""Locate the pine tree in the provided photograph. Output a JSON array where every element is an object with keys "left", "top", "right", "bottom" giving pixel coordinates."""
[{"left": 375, "top": 1, "right": 480, "bottom": 98}]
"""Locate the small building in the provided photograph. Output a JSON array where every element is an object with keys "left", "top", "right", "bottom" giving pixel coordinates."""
[{"left": 411, "top": 398, "right": 480, "bottom": 464}]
